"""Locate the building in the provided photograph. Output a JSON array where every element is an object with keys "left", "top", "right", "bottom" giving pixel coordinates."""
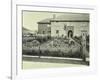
[{"left": 37, "top": 13, "right": 89, "bottom": 38}]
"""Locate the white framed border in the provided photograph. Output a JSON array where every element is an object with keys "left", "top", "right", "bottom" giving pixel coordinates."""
[{"left": 11, "top": 2, "right": 97, "bottom": 80}]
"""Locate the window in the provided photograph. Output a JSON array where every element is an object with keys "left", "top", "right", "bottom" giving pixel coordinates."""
[
  {"left": 43, "top": 31, "right": 45, "bottom": 34},
  {"left": 48, "top": 31, "right": 51, "bottom": 33},
  {"left": 56, "top": 30, "right": 59, "bottom": 34}
]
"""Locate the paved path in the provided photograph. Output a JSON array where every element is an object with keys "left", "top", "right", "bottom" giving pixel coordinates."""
[{"left": 22, "top": 55, "right": 89, "bottom": 69}]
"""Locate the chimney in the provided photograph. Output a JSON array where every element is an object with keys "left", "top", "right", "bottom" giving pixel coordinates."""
[{"left": 53, "top": 14, "right": 56, "bottom": 19}]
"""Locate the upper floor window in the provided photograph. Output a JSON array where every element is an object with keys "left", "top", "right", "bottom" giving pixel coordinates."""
[
  {"left": 43, "top": 31, "right": 45, "bottom": 34},
  {"left": 56, "top": 30, "right": 59, "bottom": 34},
  {"left": 48, "top": 31, "right": 51, "bottom": 33}
]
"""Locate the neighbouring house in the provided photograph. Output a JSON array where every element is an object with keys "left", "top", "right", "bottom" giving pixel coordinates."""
[
  {"left": 22, "top": 27, "right": 38, "bottom": 43},
  {"left": 37, "top": 13, "right": 89, "bottom": 38},
  {"left": 22, "top": 27, "right": 37, "bottom": 37}
]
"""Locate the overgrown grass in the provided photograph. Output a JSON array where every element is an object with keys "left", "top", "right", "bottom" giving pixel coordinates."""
[{"left": 22, "top": 36, "right": 87, "bottom": 58}]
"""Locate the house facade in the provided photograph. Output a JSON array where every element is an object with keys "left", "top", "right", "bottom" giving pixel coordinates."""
[{"left": 37, "top": 13, "right": 89, "bottom": 38}]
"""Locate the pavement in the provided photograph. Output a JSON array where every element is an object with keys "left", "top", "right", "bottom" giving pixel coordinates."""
[{"left": 22, "top": 55, "right": 89, "bottom": 69}]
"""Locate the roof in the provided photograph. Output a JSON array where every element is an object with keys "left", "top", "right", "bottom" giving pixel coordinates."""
[
  {"left": 38, "top": 13, "right": 89, "bottom": 24},
  {"left": 53, "top": 13, "right": 89, "bottom": 21}
]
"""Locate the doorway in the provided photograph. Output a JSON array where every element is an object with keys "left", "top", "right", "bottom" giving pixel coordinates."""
[{"left": 68, "top": 30, "right": 73, "bottom": 38}]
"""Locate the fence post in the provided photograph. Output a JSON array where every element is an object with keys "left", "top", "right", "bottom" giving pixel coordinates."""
[
  {"left": 81, "top": 33, "right": 87, "bottom": 62},
  {"left": 39, "top": 45, "right": 41, "bottom": 58}
]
